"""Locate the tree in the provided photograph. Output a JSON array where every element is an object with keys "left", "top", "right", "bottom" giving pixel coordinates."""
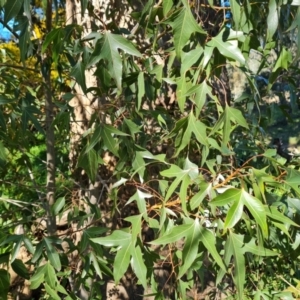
[{"left": 1, "top": 0, "right": 300, "bottom": 299}]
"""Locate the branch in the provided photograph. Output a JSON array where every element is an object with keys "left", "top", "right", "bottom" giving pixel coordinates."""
[
  {"left": 0, "top": 63, "right": 40, "bottom": 73},
  {"left": 0, "top": 18, "right": 20, "bottom": 40}
]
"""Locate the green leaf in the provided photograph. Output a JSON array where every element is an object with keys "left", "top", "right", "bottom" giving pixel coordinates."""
[
  {"left": 30, "top": 265, "right": 47, "bottom": 289},
  {"left": 174, "top": 119, "right": 191, "bottom": 155},
  {"left": 175, "top": 74, "right": 187, "bottom": 112},
  {"left": 286, "top": 7, "right": 300, "bottom": 56},
  {"left": 70, "top": 60, "right": 86, "bottom": 92},
  {"left": 85, "top": 125, "right": 102, "bottom": 154},
  {"left": 179, "top": 219, "right": 201, "bottom": 277},
  {"left": 243, "top": 238, "right": 278, "bottom": 256},
  {"left": 210, "top": 188, "right": 240, "bottom": 206},
  {"left": 226, "top": 106, "right": 249, "bottom": 129},
  {"left": 44, "top": 262, "right": 57, "bottom": 289},
  {"left": 285, "top": 168, "right": 300, "bottom": 195},
  {"left": 0, "top": 269, "right": 9, "bottom": 299},
  {"left": 224, "top": 197, "right": 244, "bottom": 229},
  {"left": 126, "top": 189, "right": 149, "bottom": 215},
  {"left": 91, "top": 230, "right": 131, "bottom": 247},
  {"left": 209, "top": 29, "right": 245, "bottom": 65},
  {"left": 210, "top": 106, "right": 248, "bottom": 145},
  {"left": 89, "top": 252, "right": 103, "bottom": 280},
  {"left": 102, "top": 126, "right": 119, "bottom": 156},
  {"left": 137, "top": 72, "right": 145, "bottom": 110},
  {"left": 132, "top": 151, "right": 146, "bottom": 183},
  {"left": 183, "top": 157, "right": 199, "bottom": 180},
  {"left": 0, "top": 141, "right": 6, "bottom": 165},
  {"left": 125, "top": 214, "right": 142, "bottom": 239},
  {"left": 31, "top": 241, "right": 44, "bottom": 264},
  {"left": 44, "top": 237, "right": 61, "bottom": 271},
  {"left": 131, "top": 245, "right": 147, "bottom": 288},
  {"left": 0, "top": 253, "right": 9, "bottom": 265},
  {"left": 11, "top": 259, "right": 30, "bottom": 280},
  {"left": 42, "top": 28, "right": 63, "bottom": 53},
  {"left": 124, "top": 118, "right": 141, "bottom": 137},
  {"left": 161, "top": 164, "right": 189, "bottom": 201},
  {"left": 149, "top": 223, "right": 194, "bottom": 245},
  {"left": 266, "top": 206, "right": 299, "bottom": 227},
  {"left": 11, "top": 236, "right": 22, "bottom": 262},
  {"left": 95, "top": 32, "right": 141, "bottom": 90},
  {"left": 17, "top": 20, "right": 30, "bottom": 62},
  {"left": 199, "top": 227, "right": 226, "bottom": 271},
  {"left": 21, "top": 104, "right": 44, "bottom": 134},
  {"left": 263, "top": 149, "right": 277, "bottom": 158},
  {"left": 3, "top": 0, "right": 22, "bottom": 24},
  {"left": 52, "top": 197, "right": 65, "bottom": 215},
  {"left": 77, "top": 148, "right": 99, "bottom": 183},
  {"left": 167, "top": 6, "right": 206, "bottom": 57},
  {"left": 190, "top": 182, "right": 212, "bottom": 210},
  {"left": 103, "top": 124, "right": 129, "bottom": 136},
  {"left": 229, "top": 0, "right": 241, "bottom": 30},
  {"left": 114, "top": 241, "right": 133, "bottom": 284},
  {"left": 267, "top": 0, "right": 278, "bottom": 42},
  {"left": 179, "top": 175, "right": 190, "bottom": 215},
  {"left": 186, "top": 81, "right": 214, "bottom": 117},
  {"left": 45, "top": 283, "right": 60, "bottom": 300},
  {"left": 181, "top": 47, "right": 203, "bottom": 75},
  {"left": 189, "top": 114, "right": 208, "bottom": 146},
  {"left": 0, "top": 95, "right": 15, "bottom": 105},
  {"left": 163, "top": 0, "right": 173, "bottom": 16},
  {"left": 202, "top": 43, "right": 214, "bottom": 68},
  {"left": 242, "top": 190, "right": 268, "bottom": 238},
  {"left": 228, "top": 233, "right": 245, "bottom": 299}
]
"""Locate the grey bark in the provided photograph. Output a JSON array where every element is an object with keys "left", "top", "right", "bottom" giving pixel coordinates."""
[{"left": 44, "top": 0, "right": 56, "bottom": 235}]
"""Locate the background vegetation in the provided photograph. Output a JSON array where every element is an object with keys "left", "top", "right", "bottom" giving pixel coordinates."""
[{"left": 1, "top": 0, "right": 300, "bottom": 299}]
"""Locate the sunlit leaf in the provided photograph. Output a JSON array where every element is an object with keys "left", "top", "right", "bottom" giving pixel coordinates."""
[
  {"left": 199, "top": 227, "right": 226, "bottom": 271},
  {"left": 114, "top": 241, "right": 133, "bottom": 283},
  {"left": 179, "top": 219, "right": 201, "bottom": 277},
  {"left": 91, "top": 230, "right": 131, "bottom": 247},
  {"left": 131, "top": 245, "right": 147, "bottom": 288},
  {"left": 242, "top": 190, "right": 268, "bottom": 238},
  {"left": 228, "top": 233, "right": 245, "bottom": 299},
  {"left": 149, "top": 223, "right": 193, "bottom": 245}
]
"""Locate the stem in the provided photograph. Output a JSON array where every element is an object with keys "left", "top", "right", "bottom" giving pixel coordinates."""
[{"left": 0, "top": 18, "right": 20, "bottom": 40}]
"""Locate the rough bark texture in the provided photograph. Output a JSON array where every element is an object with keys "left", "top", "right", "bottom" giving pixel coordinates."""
[{"left": 44, "top": 0, "right": 56, "bottom": 235}]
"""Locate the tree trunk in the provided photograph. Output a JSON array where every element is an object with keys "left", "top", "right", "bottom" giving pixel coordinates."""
[{"left": 44, "top": 0, "right": 56, "bottom": 235}]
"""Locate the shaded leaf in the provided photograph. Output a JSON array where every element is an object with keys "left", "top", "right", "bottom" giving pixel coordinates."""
[
  {"left": 96, "top": 32, "right": 141, "bottom": 90},
  {"left": 3, "top": 0, "right": 22, "bottom": 24},
  {"left": 43, "top": 238, "right": 61, "bottom": 271},
  {"left": 11, "top": 259, "right": 30, "bottom": 280},
  {"left": 70, "top": 61, "right": 86, "bottom": 92},
  {"left": 0, "top": 269, "right": 9, "bottom": 299},
  {"left": 167, "top": 5, "right": 206, "bottom": 57}
]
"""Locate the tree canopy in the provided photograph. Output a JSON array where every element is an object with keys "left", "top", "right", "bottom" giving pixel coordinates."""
[{"left": 1, "top": 0, "right": 300, "bottom": 299}]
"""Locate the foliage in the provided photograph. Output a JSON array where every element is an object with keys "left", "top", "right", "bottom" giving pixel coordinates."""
[{"left": 0, "top": 0, "right": 300, "bottom": 299}]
